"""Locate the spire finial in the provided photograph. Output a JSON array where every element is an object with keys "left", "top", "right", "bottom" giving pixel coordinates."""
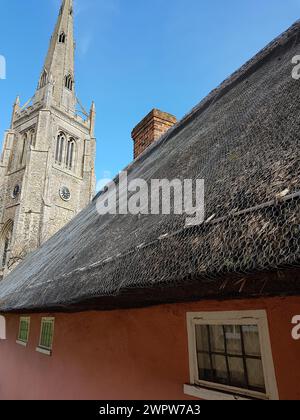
[{"left": 91, "top": 101, "right": 96, "bottom": 113}]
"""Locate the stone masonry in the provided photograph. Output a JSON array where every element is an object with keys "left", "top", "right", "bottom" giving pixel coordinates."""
[{"left": 0, "top": 0, "right": 96, "bottom": 277}]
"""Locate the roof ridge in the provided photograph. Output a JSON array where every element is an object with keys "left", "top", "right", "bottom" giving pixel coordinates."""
[
  {"left": 94, "top": 20, "right": 300, "bottom": 201},
  {"left": 127, "top": 20, "right": 300, "bottom": 166}
]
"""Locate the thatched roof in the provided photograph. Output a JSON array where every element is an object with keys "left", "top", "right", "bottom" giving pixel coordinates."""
[{"left": 0, "top": 21, "right": 300, "bottom": 313}]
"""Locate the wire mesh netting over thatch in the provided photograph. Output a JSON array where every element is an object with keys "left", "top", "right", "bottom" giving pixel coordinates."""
[{"left": 0, "top": 21, "right": 299, "bottom": 312}]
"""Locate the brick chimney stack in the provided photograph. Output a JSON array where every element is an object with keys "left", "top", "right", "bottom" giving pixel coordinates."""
[{"left": 131, "top": 109, "right": 177, "bottom": 159}]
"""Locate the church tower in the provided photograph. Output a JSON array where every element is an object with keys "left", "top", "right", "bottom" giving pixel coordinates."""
[{"left": 0, "top": 0, "right": 96, "bottom": 277}]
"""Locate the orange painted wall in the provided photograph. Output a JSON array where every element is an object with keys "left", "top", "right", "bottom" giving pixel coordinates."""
[{"left": 0, "top": 296, "right": 300, "bottom": 400}]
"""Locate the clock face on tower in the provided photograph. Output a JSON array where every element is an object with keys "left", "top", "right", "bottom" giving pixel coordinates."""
[{"left": 59, "top": 186, "right": 71, "bottom": 201}]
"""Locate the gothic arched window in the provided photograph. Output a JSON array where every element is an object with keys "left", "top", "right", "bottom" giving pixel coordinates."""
[
  {"left": 66, "top": 138, "right": 75, "bottom": 170},
  {"left": 2, "top": 238, "right": 10, "bottom": 268},
  {"left": 59, "top": 32, "right": 66, "bottom": 43},
  {"left": 65, "top": 74, "right": 73, "bottom": 91},
  {"left": 30, "top": 129, "right": 36, "bottom": 147},
  {"left": 0, "top": 220, "right": 13, "bottom": 269},
  {"left": 39, "top": 70, "right": 48, "bottom": 89},
  {"left": 55, "top": 132, "right": 66, "bottom": 165},
  {"left": 20, "top": 133, "right": 27, "bottom": 166},
  {"left": 66, "top": 138, "right": 76, "bottom": 170}
]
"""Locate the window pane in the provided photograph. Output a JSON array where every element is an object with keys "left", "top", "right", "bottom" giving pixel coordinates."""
[
  {"left": 246, "top": 358, "right": 266, "bottom": 392},
  {"left": 197, "top": 352, "right": 213, "bottom": 381},
  {"left": 242, "top": 325, "right": 261, "bottom": 357},
  {"left": 70, "top": 142, "right": 74, "bottom": 169},
  {"left": 195, "top": 325, "right": 209, "bottom": 352},
  {"left": 18, "top": 318, "right": 29, "bottom": 342},
  {"left": 40, "top": 320, "right": 54, "bottom": 350},
  {"left": 225, "top": 325, "right": 243, "bottom": 355},
  {"left": 212, "top": 354, "right": 228, "bottom": 384},
  {"left": 209, "top": 325, "right": 225, "bottom": 353},
  {"left": 66, "top": 144, "right": 70, "bottom": 167},
  {"left": 228, "top": 356, "right": 247, "bottom": 388},
  {"left": 2, "top": 237, "right": 10, "bottom": 267},
  {"left": 193, "top": 321, "right": 267, "bottom": 396}
]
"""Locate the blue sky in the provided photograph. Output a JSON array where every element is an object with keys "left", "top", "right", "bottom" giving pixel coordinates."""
[{"left": 0, "top": 0, "right": 300, "bottom": 186}]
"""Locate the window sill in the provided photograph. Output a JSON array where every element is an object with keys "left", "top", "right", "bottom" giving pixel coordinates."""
[
  {"left": 184, "top": 384, "right": 251, "bottom": 401},
  {"left": 36, "top": 347, "right": 52, "bottom": 356},
  {"left": 16, "top": 340, "right": 27, "bottom": 347},
  {"left": 52, "top": 164, "right": 82, "bottom": 180}
]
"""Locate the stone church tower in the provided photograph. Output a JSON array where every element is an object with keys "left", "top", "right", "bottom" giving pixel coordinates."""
[{"left": 0, "top": 0, "right": 96, "bottom": 277}]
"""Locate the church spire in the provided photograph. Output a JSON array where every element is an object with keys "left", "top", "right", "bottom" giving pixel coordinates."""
[{"left": 36, "top": 0, "right": 76, "bottom": 112}]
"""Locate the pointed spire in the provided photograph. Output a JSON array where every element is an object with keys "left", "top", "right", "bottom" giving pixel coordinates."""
[{"left": 36, "top": 0, "right": 75, "bottom": 111}]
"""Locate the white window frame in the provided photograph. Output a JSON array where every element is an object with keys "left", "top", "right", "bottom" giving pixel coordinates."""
[
  {"left": 36, "top": 317, "right": 55, "bottom": 356},
  {"left": 16, "top": 316, "right": 30, "bottom": 347},
  {"left": 185, "top": 310, "right": 279, "bottom": 400}
]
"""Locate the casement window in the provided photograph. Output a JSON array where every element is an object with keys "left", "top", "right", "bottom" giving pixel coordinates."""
[
  {"left": 185, "top": 310, "right": 278, "bottom": 400},
  {"left": 16, "top": 317, "right": 30, "bottom": 346},
  {"left": 36, "top": 317, "right": 55, "bottom": 356}
]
